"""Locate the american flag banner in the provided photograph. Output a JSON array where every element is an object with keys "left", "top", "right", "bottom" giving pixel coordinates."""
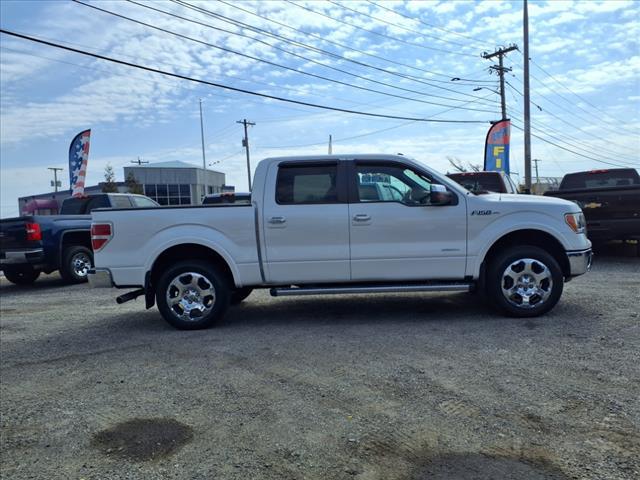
[{"left": 68, "top": 129, "right": 91, "bottom": 197}]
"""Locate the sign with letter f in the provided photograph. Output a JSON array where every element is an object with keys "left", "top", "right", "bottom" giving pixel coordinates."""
[{"left": 484, "top": 120, "right": 510, "bottom": 174}]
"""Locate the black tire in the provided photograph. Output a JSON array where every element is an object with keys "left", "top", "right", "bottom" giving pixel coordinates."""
[
  {"left": 230, "top": 287, "right": 253, "bottom": 305},
  {"left": 59, "top": 245, "right": 93, "bottom": 284},
  {"left": 3, "top": 267, "right": 40, "bottom": 285},
  {"left": 155, "top": 260, "right": 230, "bottom": 330},
  {"left": 486, "top": 245, "right": 563, "bottom": 318}
]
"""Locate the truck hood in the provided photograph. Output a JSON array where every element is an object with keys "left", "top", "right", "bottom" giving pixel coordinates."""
[{"left": 478, "top": 193, "right": 579, "bottom": 210}]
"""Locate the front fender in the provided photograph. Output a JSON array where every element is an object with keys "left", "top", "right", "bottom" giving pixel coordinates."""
[{"left": 467, "top": 211, "right": 573, "bottom": 278}]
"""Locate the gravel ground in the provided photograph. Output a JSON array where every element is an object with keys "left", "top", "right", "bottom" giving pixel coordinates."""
[{"left": 1, "top": 247, "right": 639, "bottom": 480}]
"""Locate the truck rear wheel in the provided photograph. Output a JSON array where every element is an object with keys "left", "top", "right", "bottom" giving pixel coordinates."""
[
  {"left": 486, "top": 246, "right": 563, "bottom": 318},
  {"left": 155, "top": 261, "right": 230, "bottom": 330},
  {"left": 60, "top": 246, "right": 93, "bottom": 284},
  {"left": 3, "top": 266, "right": 41, "bottom": 285}
]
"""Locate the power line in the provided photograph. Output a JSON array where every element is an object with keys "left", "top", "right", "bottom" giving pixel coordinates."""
[
  {"left": 366, "top": 0, "right": 493, "bottom": 48},
  {"left": 0, "top": 29, "right": 489, "bottom": 124},
  {"left": 73, "top": 0, "right": 497, "bottom": 114},
  {"left": 508, "top": 100, "right": 639, "bottom": 164},
  {"left": 506, "top": 91, "right": 638, "bottom": 166},
  {"left": 529, "top": 56, "right": 639, "bottom": 133},
  {"left": 130, "top": 0, "right": 498, "bottom": 109},
  {"left": 215, "top": 0, "right": 489, "bottom": 83},
  {"left": 527, "top": 71, "right": 639, "bottom": 141},
  {"left": 506, "top": 80, "right": 639, "bottom": 156},
  {"left": 261, "top": 94, "right": 495, "bottom": 149},
  {"left": 326, "top": 0, "right": 473, "bottom": 50},
  {"left": 169, "top": 0, "right": 498, "bottom": 104},
  {"left": 0, "top": 44, "right": 397, "bottom": 120},
  {"left": 511, "top": 121, "right": 637, "bottom": 168},
  {"left": 284, "top": 0, "right": 479, "bottom": 58}
]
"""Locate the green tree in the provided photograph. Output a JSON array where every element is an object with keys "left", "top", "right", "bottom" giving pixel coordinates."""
[
  {"left": 125, "top": 171, "right": 144, "bottom": 195},
  {"left": 102, "top": 163, "right": 118, "bottom": 193}
]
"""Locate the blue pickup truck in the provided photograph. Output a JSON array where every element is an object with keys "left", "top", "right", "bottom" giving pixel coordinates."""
[{"left": 0, "top": 193, "right": 157, "bottom": 285}]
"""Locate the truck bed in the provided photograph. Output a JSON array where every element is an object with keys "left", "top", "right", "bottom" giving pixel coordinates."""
[{"left": 545, "top": 185, "right": 640, "bottom": 241}]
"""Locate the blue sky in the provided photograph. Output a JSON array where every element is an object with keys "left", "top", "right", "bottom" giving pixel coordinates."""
[{"left": 1, "top": 0, "right": 638, "bottom": 217}]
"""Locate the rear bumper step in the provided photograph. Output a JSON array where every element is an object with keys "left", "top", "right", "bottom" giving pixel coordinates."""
[{"left": 270, "top": 283, "right": 472, "bottom": 297}]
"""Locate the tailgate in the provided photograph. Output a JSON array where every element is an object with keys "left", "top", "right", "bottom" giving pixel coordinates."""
[
  {"left": 549, "top": 187, "right": 640, "bottom": 222},
  {"left": 0, "top": 216, "right": 37, "bottom": 251}
]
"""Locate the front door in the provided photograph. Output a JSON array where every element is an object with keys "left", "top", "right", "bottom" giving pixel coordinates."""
[
  {"left": 262, "top": 161, "right": 350, "bottom": 284},
  {"left": 348, "top": 161, "right": 467, "bottom": 281}
]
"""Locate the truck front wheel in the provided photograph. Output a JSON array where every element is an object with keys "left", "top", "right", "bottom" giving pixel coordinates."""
[
  {"left": 155, "top": 261, "right": 230, "bottom": 330},
  {"left": 3, "top": 266, "right": 41, "bottom": 285},
  {"left": 60, "top": 246, "right": 94, "bottom": 284},
  {"left": 486, "top": 246, "right": 563, "bottom": 318}
]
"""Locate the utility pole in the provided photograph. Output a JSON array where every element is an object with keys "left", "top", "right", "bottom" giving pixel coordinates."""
[
  {"left": 328, "top": 134, "right": 333, "bottom": 154},
  {"left": 131, "top": 157, "right": 149, "bottom": 166},
  {"left": 237, "top": 119, "right": 256, "bottom": 191},
  {"left": 199, "top": 98, "right": 206, "bottom": 169},
  {"left": 482, "top": 44, "right": 518, "bottom": 121},
  {"left": 47, "top": 167, "right": 63, "bottom": 192},
  {"left": 523, "top": 0, "right": 533, "bottom": 194},
  {"left": 533, "top": 158, "right": 541, "bottom": 192}
]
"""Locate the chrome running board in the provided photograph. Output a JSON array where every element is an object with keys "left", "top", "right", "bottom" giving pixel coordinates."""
[{"left": 270, "top": 283, "right": 472, "bottom": 297}]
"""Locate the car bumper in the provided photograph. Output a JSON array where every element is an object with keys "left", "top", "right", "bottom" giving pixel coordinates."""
[
  {"left": 566, "top": 248, "right": 593, "bottom": 277},
  {"left": 87, "top": 268, "right": 114, "bottom": 288},
  {"left": 0, "top": 248, "right": 45, "bottom": 267}
]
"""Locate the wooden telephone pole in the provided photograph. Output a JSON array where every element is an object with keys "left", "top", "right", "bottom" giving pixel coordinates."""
[
  {"left": 237, "top": 119, "right": 256, "bottom": 191},
  {"left": 482, "top": 45, "right": 518, "bottom": 121}
]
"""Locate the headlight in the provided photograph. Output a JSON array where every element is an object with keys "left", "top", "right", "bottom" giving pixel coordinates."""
[{"left": 565, "top": 212, "right": 586, "bottom": 234}]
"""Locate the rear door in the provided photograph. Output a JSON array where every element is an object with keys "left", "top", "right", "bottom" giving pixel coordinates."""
[
  {"left": 348, "top": 160, "right": 467, "bottom": 281},
  {"left": 262, "top": 161, "right": 350, "bottom": 283}
]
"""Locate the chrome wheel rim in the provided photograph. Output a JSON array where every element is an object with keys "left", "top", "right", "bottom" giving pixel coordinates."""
[
  {"left": 166, "top": 272, "right": 216, "bottom": 322},
  {"left": 501, "top": 258, "right": 553, "bottom": 309},
  {"left": 72, "top": 253, "right": 92, "bottom": 277}
]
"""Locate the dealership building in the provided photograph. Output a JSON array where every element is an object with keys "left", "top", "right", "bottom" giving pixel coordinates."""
[
  {"left": 18, "top": 161, "right": 227, "bottom": 214},
  {"left": 124, "top": 161, "right": 226, "bottom": 206}
]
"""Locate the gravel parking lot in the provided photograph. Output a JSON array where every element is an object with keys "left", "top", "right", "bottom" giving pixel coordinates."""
[{"left": 1, "top": 247, "right": 639, "bottom": 480}]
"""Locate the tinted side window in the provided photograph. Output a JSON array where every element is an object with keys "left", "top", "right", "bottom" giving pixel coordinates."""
[
  {"left": 85, "top": 195, "right": 110, "bottom": 213},
  {"left": 276, "top": 165, "right": 339, "bottom": 204},
  {"left": 60, "top": 198, "right": 89, "bottom": 214},
  {"left": 132, "top": 196, "right": 158, "bottom": 208},
  {"left": 111, "top": 196, "right": 133, "bottom": 208}
]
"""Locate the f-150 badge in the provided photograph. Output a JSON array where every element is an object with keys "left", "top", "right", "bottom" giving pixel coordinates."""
[{"left": 471, "top": 210, "right": 499, "bottom": 216}]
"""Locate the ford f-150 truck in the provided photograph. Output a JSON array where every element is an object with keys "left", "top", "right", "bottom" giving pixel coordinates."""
[
  {"left": 89, "top": 154, "right": 592, "bottom": 330},
  {"left": 544, "top": 168, "right": 640, "bottom": 244},
  {"left": 0, "top": 193, "right": 157, "bottom": 285}
]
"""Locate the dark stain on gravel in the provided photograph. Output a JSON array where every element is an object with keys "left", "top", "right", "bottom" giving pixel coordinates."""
[
  {"left": 91, "top": 418, "right": 193, "bottom": 461},
  {"left": 411, "top": 452, "right": 569, "bottom": 479}
]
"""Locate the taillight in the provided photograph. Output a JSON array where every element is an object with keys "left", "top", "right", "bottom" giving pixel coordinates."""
[
  {"left": 25, "top": 223, "right": 41, "bottom": 241},
  {"left": 91, "top": 223, "right": 112, "bottom": 251}
]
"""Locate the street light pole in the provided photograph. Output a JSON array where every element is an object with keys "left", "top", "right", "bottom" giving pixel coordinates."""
[
  {"left": 47, "top": 167, "right": 63, "bottom": 192},
  {"left": 199, "top": 98, "right": 206, "bottom": 169},
  {"left": 523, "top": 0, "right": 533, "bottom": 193}
]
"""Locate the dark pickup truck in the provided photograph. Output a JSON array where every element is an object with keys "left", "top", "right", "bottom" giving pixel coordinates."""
[
  {"left": 447, "top": 171, "right": 519, "bottom": 194},
  {"left": 0, "top": 193, "right": 157, "bottom": 285},
  {"left": 544, "top": 168, "right": 640, "bottom": 243}
]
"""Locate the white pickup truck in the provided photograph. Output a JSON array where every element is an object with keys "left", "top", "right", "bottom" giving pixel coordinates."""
[{"left": 89, "top": 154, "right": 592, "bottom": 329}]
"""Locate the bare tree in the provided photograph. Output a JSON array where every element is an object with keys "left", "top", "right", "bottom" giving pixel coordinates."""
[{"left": 447, "top": 156, "right": 467, "bottom": 173}]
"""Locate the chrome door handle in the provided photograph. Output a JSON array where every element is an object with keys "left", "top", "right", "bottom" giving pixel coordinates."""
[
  {"left": 353, "top": 214, "right": 371, "bottom": 222},
  {"left": 269, "top": 216, "right": 286, "bottom": 224}
]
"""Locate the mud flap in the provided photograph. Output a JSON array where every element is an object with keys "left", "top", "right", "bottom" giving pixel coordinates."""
[{"left": 144, "top": 271, "right": 155, "bottom": 309}]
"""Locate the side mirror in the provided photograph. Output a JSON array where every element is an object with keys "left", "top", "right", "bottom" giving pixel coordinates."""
[{"left": 430, "top": 184, "right": 453, "bottom": 206}]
